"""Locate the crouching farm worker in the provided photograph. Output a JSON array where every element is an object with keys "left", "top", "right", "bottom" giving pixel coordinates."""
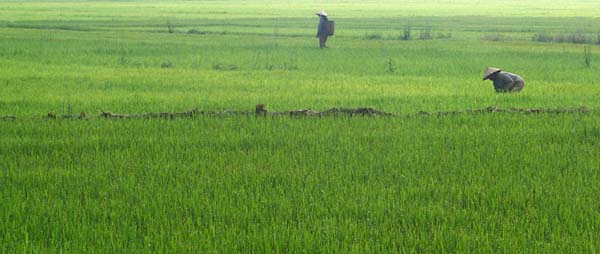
[
  {"left": 483, "top": 67, "right": 525, "bottom": 92},
  {"left": 316, "top": 10, "right": 333, "bottom": 48}
]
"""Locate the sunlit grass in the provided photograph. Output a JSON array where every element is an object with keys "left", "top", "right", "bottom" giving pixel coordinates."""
[
  {"left": 2, "top": 114, "right": 600, "bottom": 253},
  {"left": 1, "top": 30, "right": 599, "bottom": 115},
  {"left": 1, "top": 1, "right": 600, "bottom": 253}
]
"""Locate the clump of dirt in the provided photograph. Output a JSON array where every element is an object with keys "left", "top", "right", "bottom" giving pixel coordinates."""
[
  {"left": 320, "top": 107, "right": 392, "bottom": 116},
  {"left": 255, "top": 104, "right": 267, "bottom": 116},
  {"left": 1, "top": 105, "right": 592, "bottom": 122},
  {"left": 0, "top": 115, "right": 16, "bottom": 121},
  {"left": 101, "top": 108, "right": 199, "bottom": 119},
  {"left": 253, "top": 104, "right": 390, "bottom": 117},
  {"left": 288, "top": 109, "right": 320, "bottom": 117},
  {"left": 102, "top": 111, "right": 129, "bottom": 118},
  {"left": 503, "top": 107, "right": 589, "bottom": 114},
  {"left": 417, "top": 106, "right": 590, "bottom": 116}
]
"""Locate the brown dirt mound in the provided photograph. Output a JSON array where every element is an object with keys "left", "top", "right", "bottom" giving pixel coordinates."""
[
  {"left": 0, "top": 115, "right": 17, "bottom": 121},
  {"left": 320, "top": 107, "right": 392, "bottom": 116},
  {"left": 417, "top": 106, "right": 589, "bottom": 116},
  {"left": 0, "top": 106, "right": 592, "bottom": 121},
  {"left": 101, "top": 108, "right": 200, "bottom": 119}
]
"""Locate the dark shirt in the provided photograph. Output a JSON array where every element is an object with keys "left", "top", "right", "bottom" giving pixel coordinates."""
[
  {"left": 492, "top": 71, "right": 525, "bottom": 92},
  {"left": 317, "top": 15, "right": 328, "bottom": 37}
]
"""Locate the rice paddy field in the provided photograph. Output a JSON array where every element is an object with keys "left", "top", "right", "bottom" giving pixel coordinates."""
[{"left": 1, "top": 0, "right": 600, "bottom": 253}]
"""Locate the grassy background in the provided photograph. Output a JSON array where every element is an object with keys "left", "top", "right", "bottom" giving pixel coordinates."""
[
  {"left": 1, "top": 0, "right": 600, "bottom": 115},
  {"left": 1, "top": 1, "right": 600, "bottom": 253}
]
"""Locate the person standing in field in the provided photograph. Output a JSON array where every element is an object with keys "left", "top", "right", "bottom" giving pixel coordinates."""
[
  {"left": 483, "top": 67, "right": 525, "bottom": 92},
  {"left": 316, "top": 10, "right": 330, "bottom": 48}
]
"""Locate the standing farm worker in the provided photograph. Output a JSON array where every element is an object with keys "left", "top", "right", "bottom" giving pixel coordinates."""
[
  {"left": 316, "top": 10, "right": 331, "bottom": 48},
  {"left": 483, "top": 67, "right": 525, "bottom": 92}
]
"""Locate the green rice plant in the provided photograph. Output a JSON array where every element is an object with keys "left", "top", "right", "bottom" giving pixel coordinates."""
[
  {"left": 187, "top": 29, "right": 206, "bottom": 35},
  {"left": 436, "top": 32, "right": 452, "bottom": 39},
  {"left": 213, "top": 63, "right": 238, "bottom": 70},
  {"left": 2, "top": 1, "right": 600, "bottom": 252},
  {"left": 555, "top": 31, "right": 591, "bottom": 44},
  {"left": 535, "top": 31, "right": 593, "bottom": 44},
  {"left": 161, "top": 60, "right": 174, "bottom": 68},
  {"left": 118, "top": 50, "right": 129, "bottom": 65},
  {"left": 166, "top": 20, "right": 175, "bottom": 33},
  {"left": 364, "top": 33, "right": 383, "bottom": 40},
  {"left": 418, "top": 27, "right": 433, "bottom": 40},
  {"left": 1, "top": 113, "right": 600, "bottom": 253},
  {"left": 386, "top": 58, "right": 396, "bottom": 73},
  {"left": 401, "top": 25, "right": 412, "bottom": 40},
  {"left": 532, "top": 32, "right": 554, "bottom": 42},
  {"left": 584, "top": 45, "right": 591, "bottom": 68},
  {"left": 482, "top": 33, "right": 508, "bottom": 41}
]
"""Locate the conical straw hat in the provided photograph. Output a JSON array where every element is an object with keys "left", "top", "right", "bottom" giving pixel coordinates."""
[
  {"left": 315, "top": 10, "right": 328, "bottom": 16},
  {"left": 483, "top": 67, "right": 501, "bottom": 80}
]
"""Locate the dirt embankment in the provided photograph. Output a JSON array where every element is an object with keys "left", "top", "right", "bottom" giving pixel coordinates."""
[{"left": 0, "top": 105, "right": 592, "bottom": 121}]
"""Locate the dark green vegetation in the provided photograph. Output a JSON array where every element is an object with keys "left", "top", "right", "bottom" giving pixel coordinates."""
[
  {"left": 1, "top": 0, "right": 600, "bottom": 253},
  {"left": 2, "top": 114, "right": 600, "bottom": 253}
]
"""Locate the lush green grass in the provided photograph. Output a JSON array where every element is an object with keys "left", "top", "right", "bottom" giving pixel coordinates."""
[
  {"left": 2, "top": 114, "right": 600, "bottom": 253},
  {"left": 2, "top": 1, "right": 600, "bottom": 253},
  {"left": 1, "top": 29, "right": 599, "bottom": 115}
]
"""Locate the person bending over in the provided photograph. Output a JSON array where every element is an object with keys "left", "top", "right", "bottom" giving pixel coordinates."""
[{"left": 483, "top": 67, "right": 525, "bottom": 92}]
